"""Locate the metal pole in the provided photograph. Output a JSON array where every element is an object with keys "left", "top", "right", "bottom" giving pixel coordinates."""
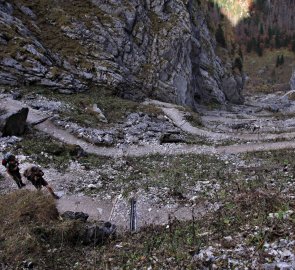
[{"left": 130, "top": 197, "right": 137, "bottom": 232}]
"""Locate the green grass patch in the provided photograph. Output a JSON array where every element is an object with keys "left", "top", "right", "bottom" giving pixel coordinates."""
[
  {"left": 16, "top": 132, "right": 78, "bottom": 170},
  {"left": 15, "top": 130, "right": 110, "bottom": 171},
  {"left": 2, "top": 187, "right": 295, "bottom": 269},
  {"left": 243, "top": 149, "right": 295, "bottom": 168},
  {"left": 0, "top": 190, "right": 97, "bottom": 269},
  {"left": 20, "top": 85, "right": 163, "bottom": 127},
  {"left": 120, "top": 153, "right": 229, "bottom": 197}
]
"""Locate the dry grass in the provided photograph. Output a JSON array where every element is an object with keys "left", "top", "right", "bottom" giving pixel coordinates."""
[
  {"left": 0, "top": 190, "right": 120, "bottom": 269},
  {"left": 0, "top": 190, "right": 58, "bottom": 263},
  {"left": 1, "top": 149, "right": 295, "bottom": 268},
  {"left": 0, "top": 190, "right": 58, "bottom": 226}
]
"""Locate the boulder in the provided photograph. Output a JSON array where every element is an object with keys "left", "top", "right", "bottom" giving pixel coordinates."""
[
  {"left": 159, "top": 133, "right": 186, "bottom": 144},
  {"left": 61, "top": 211, "right": 116, "bottom": 245},
  {"left": 260, "top": 95, "right": 291, "bottom": 113},
  {"left": 61, "top": 211, "right": 89, "bottom": 222},
  {"left": 0, "top": 107, "right": 29, "bottom": 137},
  {"left": 80, "top": 222, "right": 116, "bottom": 245},
  {"left": 222, "top": 76, "right": 244, "bottom": 104}
]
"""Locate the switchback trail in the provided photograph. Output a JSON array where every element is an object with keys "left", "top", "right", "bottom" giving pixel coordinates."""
[
  {"left": 2, "top": 94, "right": 295, "bottom": 229},
  {"left": 2, "top": 95, "right": 295, "bottom": 157}
]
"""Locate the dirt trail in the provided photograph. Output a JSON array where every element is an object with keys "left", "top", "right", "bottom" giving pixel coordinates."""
[
  {"left": 3, "top": 95, "right": 295, "bottom": 228},
  {"left": 161, "top": 104, "right": 295, "bottom": 142},
  {"left": 3, "top": 96, "right": 295, "bottom": 157},
  {"left": 57, "top": 193, "right": 206, "bottom": 230}
]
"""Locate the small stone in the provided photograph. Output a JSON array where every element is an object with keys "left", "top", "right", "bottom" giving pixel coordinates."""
[{"left": 87, "top": 184, "right": 96, "bottom": 189}]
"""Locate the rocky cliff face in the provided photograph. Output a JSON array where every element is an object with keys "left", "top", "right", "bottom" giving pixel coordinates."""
[{"left": 0, "top": 0, "right": 244, "bottom": 109}]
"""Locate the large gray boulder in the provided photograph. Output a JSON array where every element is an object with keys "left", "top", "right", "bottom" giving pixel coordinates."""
[
  {"left": 80, "top": 222, "right": 116, "bottom": 245},
  {"left": 61, "top": 211, "right": 116, "bottom": 245},
  {"left": 222, "top": 75, "right": 245, "bottom": 104},
  {"left": 0, "top": 107, "right": 29, "bottom": 137}
]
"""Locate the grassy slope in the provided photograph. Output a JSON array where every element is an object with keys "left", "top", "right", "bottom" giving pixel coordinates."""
[
  {"left": 18, "top": 85, "right": 162, "bottom": 128},
  {"left": 2, "top": 1, "right": 295, "bottom": 268},
  {"left": 243, "top": 49, "right": 295, "bottom": 94},
  {"left": 3, "top": 146, "right": 295, "bottom": 269}
]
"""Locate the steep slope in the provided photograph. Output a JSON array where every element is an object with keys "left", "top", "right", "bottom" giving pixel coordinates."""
[
  {"left": 0, "top": 0, "right": 244, "bottom": 108},
  {"left": 234, "top": 0, "right": 295, "bottom": 53}
]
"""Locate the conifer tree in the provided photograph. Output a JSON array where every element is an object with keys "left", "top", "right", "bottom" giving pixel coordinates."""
[
  {"left": 215, "top": 24, "right": 227, "bottom": 48},
  {"left": 259, "top": 24, "right": 264, "bottom": 35},
  {"left": 280, "top": 54, "right": 284, "bottom": 65},
  {"left": 276, "top": 55, "right": 280, "bottom": 67}
]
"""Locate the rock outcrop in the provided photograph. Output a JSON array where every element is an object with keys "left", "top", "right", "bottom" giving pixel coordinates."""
[
  {"left": 0, "top": 107, "right": 28, "bottom": 136},
  {"left": 0, "top": 0, "right": 244, "bottom": 109},
  {"left": 80, "top": 222, "right": 116, "bottom": 245},
  {"left": 61, "top": 211, "right": 116, "bottom": 245}
]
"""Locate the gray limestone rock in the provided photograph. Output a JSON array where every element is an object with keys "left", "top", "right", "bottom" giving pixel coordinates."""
[
  {"left": 19, "top": 5, "right": 36, "bottom": 20},
  {"left": 222, "top": 76, "right": 244, "bottom": 104},
  {"left": 0, "top": 72, "right": 18, "bottom": 86},
  {"left": 0, "top": 107, "right": 29, "bottom": 137},
  {"left": 80, "top": 222, "right": 116, "bottom": 245},
  {"left": 61, "top": 211, "right": 89, "bottom": 222}
]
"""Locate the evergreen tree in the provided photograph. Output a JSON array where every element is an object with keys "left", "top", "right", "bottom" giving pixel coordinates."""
[
  {"left": 256, "top": 44, "right": 263, "bottom": 56},
  {"left": 275, "top": 29, "right": 281, "bottom": 48},
  {"left": 251, "top": 37, "right": 257, "bottom": 51},
  {"left": 268, "top": 26, "right": 273, "bottom": 38},
  {"left": 244, "top": 28, "right": 249, "bottom": 37},
  {"left": 259, "top": 24, "right": 264, "bottom": 35},
  {"left": 256, "top": 37, "right": 263, "bottom": 56},
  {"left": 265, "top": 37, "right": 270, "bottom": 48},
  {"left": 246, "top": 40, "right": 252, "bottom": 53},
  {"left": 276, "top": 55, "right": 280, "bottom": 67},
  {"left": 256, "top": 0, "right": 266, "bottom": 10},
  {"left": 215, "top": 24, "right": 227, "bottom": 48},
  {"left": 280, "top": 54, "right": 284, "bottom": 65},
  {"left": 276, "top": 55, "right": 285, "bottom": 67},
  {"left": 238, "top": 48, "right": 243, "bottom": 60},
  {"left": 234, "top": 57, "right": 243, "bottom": 72}
]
